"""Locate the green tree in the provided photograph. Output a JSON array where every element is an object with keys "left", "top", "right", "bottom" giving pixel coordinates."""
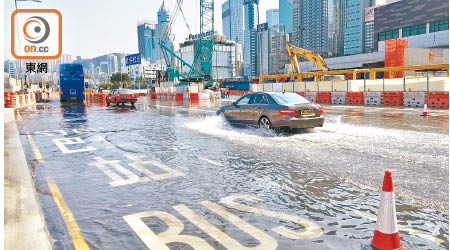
[{"left": 110, "top": 73, "right": 131, "bottom": 88}]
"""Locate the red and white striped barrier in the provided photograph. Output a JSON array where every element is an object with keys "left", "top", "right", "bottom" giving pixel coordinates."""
[{"left": 371, "top": 170, "right": 402, "bottom": 250}]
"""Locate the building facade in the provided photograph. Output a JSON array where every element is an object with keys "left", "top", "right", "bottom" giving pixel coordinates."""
[
  {"left": 292, "top": 0, "right": 334, "bottom": 57},
  {"left": 364, "top": 6, "right": 376, "bottom": 53},
  {"left": 269, "top": 31, "right": 290, "bottom": 74},
  {"left": 344, "top": 0, "right": 374, "bottom": 55},
  {"left": 266, "top": 9, "right": 279, "bottom": 29},
  {"left": 256, "top": 23, "right": 271, "bottom": 76},
  {"left": 279, "top": 0, "right": 293, "bottom": 35},
  {"left": 156, "top": 1, "right": 173, "bottom": 65},
  {"left": 222, "top": 0, "right": 244, "bottom": 45},
  {"left": 179, "top": 34, "right": 243, "bottom": 79},
  {"left": 137, "top": 23, "right": 157, "bottom": 63},
  {"left": 374, "top": 0, "right": 449, "bottom": 50},
  {"left": 243, "top": 0, "right": 258, "bottom": 77}
]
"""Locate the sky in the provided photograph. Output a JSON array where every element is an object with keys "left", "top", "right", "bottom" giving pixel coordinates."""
[{"left": 4, "top": 0, "right": 278, "bottom": 60}]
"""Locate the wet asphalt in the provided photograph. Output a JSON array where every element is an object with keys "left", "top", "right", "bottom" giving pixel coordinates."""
[{"left": 14, "top": 96, "right": 449, "bottom": 250}]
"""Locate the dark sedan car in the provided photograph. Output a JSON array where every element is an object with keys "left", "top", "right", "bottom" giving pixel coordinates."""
[{"left": 217, "top": 92, "right": 324, "bottom": 130}]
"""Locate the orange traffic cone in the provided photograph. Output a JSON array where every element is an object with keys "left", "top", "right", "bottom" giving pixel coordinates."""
[{"left": 371, "top": 170, "right": 402, "bottom": 250}]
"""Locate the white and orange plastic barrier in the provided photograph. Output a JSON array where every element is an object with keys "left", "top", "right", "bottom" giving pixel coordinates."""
[{"left": 371, "top": 170, "right": 402, "bottom": 250}]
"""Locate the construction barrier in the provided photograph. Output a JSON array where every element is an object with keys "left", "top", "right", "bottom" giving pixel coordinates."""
[
  {"left": 382, "top": 92, "right": 403, "bottom": 107},
  {"left": 403, "top": 92, "right": 426, "bottom": 108},
  {"left": 176, "top": 93, "right": 183, "bottom": 101},
  {"left": 316, "top": 92, "right": 331, "bottom": 104},
  {"left": 364, "top": 92, "right": 382, "bottom": 106},
  {"left": 150, "top": 92, "right": 156, "bottom": 99},
  {"left": 18, "top": 95, "right": 24, "bottom": 106},
  {"left": 296, "top": 92, "right": 304, "bottom": 97},
  {"left": 304, "top": 92, "right": 317, "bottom": 103},
  {"left": 426, "top": 92, "right": 449, "bottom": 109},
  {"left": 331, "top": 92, "right": 346, "bottom": 105},
  {"left": 190, "top": 93, "right": 199, "bottom": 102},
  {"left": 346, "top": 92, "right": 364, "bottom": 105},
  {"left": 4, "top": 92, "right": 16, "bottom": 108}
]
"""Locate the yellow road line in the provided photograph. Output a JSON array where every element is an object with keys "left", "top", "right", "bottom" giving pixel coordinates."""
[
  {"left": 47, "top": 177, "right": 90, "bottom": 250},
  {"left": 26, "top": 133, "right": 43, "bottom": 161}
]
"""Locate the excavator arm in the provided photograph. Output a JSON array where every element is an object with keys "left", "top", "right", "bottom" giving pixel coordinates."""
[{"left": 286, "top": 43, "right": 329, "bottom": 73}]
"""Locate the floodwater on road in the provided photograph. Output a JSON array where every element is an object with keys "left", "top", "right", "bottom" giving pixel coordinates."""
[{"left": 14, "top": 96, "right": 449, "bottom": 249}]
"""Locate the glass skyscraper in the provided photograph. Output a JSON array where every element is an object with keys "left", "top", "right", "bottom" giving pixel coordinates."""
[
  {"left": 137, "top": 23, "right": 157, "bottom": 63},
  {"left": 279, "top": 0, "right": 293, "bottom": 34},
  {"left": 222, "top": 0, "right": 244, "bottom": 45},
  {"left": 344, "top": 0, "right": 373, "bottom": 55},
  {"left": 266, "top": 9, "right": 279, "bottom": 29},
  {"left": 292, "top": 0, "right": 334, "bottom": 57},
  {"left": 243, "top": 0, "right": 257, "bottom": 77},
  {"left": 156, "top": 1, "right": 173, "bottom": 65}
]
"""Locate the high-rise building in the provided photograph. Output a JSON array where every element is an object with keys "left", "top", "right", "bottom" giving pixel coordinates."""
[
  {"left": 269, "top": 30, "right": 290, "bottom": 74},
  {"left": 107, "top": 54, "right": 118, "bottom": 75},
  {"left": 243, "top": 0, "right": 258, "bottom": 77},
  {"left": 5, "top": 60, "right": 17, "bottom": 78},
  {"left": 256, "top": 23, "right": 271, "bottom": 76},
  {"left": 364, "top": 6, "right": 376, "bottom": 53},
  {"left": 344, "top": 0, "right": 374, "bottom": 55},
  {"left": 266, "top": 9, "right": 279, "bottom": 29},
  {"left": 222, "top": 0, "right": 244, "bottom": 45},
  {"left": 156, "top": 1, "right": 173, "bottom": 65},
  {"left": 292, "top": 0, "right": 334, "bottom": 57},
  {"left": 137, "top": 23, "right": 157, "bottom": 63},
  {"left": 279, "top": 0, "right": 293, "bottom": 35}
]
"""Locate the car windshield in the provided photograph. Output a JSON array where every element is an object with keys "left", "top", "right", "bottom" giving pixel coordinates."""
[
  {"left": 270, "top": 93, "right": 310, "bottom": 105},
  {"left": 118, "top": 89, "right": 133, "bottom": 94}
]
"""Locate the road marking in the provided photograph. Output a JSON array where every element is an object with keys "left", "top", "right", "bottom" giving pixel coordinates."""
[
  {"left": 220, "top": 194, "right": 323, "bottom": 240},
  {"left": 175, "top": 201, "right": 278, "bottom": 250},
  {"left": 26, "top": 133, "right": 43, "bottom": 161},
  {"left": 198, "top": 157, "right": 224, "bottom": 167},
  {"left": 47, "top": 177, "right": 90, "bottom": 250},
  {"left": 53, "top": 137, "right": 96, "bottom": 154},
  {"left": 123, "top": 210, "right": 214, "bottom": 250},
  {"left": 354, "top": 211, "right": 446, "bottom": 245},
  {"left": 88, "top": 155, "right": 184, "bottom": 187}
]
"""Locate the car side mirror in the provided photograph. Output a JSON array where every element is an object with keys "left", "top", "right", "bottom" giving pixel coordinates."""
[{"left": 232, "top": 101, "right": 237, "bottom": 106}]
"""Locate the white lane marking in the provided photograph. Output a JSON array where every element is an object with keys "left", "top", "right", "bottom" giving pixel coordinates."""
[
  {"left": 88, "top": 157, "right": 142, "bottom": 187},
  {"left": 53, "top": 137, "right": 96, "bottom": 154},
  {"left": 198, "top": 157, "right": 224, "bottom": 167},
  {"left": 220, "top": 194, "right": 323, "bottom": 240},
  {"left": 354, "top": 211, "right": 446, "bottom": 245},
  {"left": 279, "top": 185, "right": 296, "bottom": 192},
  {"left": 125, "top": 154, "right": 184, "bottom": 181},
  {"left": 123, "top": 211, "right": 214, "bottom": 250},
  {"left": 174, "top": 201, "right": 278, "bottom": 250}
]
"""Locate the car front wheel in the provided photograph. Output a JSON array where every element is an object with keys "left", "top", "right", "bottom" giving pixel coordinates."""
[{"left": 259, "top": 116, "right": 272, "bottom": 129}]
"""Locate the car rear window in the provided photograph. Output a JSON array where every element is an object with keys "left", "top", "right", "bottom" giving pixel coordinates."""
[
  {"left": 271, "top": 93, "right": 310, "bottom": 105},
  {"left": 118, "top": 89, "right": 133, "bottom": 94}
]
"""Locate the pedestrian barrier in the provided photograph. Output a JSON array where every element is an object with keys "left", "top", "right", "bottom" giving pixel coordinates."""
[
  {"left": 24, "top": 94, "right": 29, "bottom": 105},
  {"left": 176, "top": 93, "right": 183, "bottom": 101},
  {"left": 371, "top": 170, "right": 402, "bottom": 250},
  {"left": 346, "top": 92, "right": 364, "bottom": 105},
  {"left": 403, "top": 92, "right": 426, "bottom": 108},
  {"left": 150, "top": 92, "right": 156, "bottom": 99},
  {"left": 304, "top": 92, "right": 317, "bottom": 103},
  {"left": 426, "top": 92, "right": 449, "bottom": 109},
  {"left": 382, "top": 92, "right": 403, "bottom": 107},
  {"left": 18, "top": 95, "right": 24, "bottom": 106},
  {"left": 4, "top": 92, "right": 16, "bottom": 108},
  {"left": 364, "top": 92, "right": 382, "bottom": 106},
  {"left": 190, "top": 93, "right": 199, "bottom": 102},
  {"left": 331, "top": 92, "right": 346, "bottom": 105},
  {"left": 316, "top": 92, "right": 331, "bottom": 104}
]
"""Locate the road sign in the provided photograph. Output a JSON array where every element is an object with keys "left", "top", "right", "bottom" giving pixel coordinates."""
[{"left": 125, "top": 54, "right": 141, "bottom": 66}]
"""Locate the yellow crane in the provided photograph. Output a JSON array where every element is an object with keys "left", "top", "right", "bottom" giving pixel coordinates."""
[{"left": 286, "top": 43, "right": 329, "bottom": 73}]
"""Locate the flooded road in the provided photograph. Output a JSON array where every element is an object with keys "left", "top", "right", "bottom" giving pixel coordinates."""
[{"left": 15, "top": 96, "right": 448, "bottom": 249}]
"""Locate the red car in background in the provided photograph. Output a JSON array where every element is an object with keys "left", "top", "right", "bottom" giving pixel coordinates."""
[{"left": 106, "top": 89, "right": 137, "bottom": 107}]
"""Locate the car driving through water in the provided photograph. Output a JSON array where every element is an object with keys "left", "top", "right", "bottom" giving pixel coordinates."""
[{"left": 217, "top": 92, "right": 324, "bottom": 131}]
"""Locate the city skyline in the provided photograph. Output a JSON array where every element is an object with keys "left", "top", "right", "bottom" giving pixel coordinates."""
[{"left": 4, "top": 0, "right": 279, "bottom": 60}]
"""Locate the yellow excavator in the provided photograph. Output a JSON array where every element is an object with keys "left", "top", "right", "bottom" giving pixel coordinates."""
[
  {"left": 286, "top": 43, "right": 344, "bottom": 81},
  {"left": 286, "top": 43, "right": 329, "bottom": 73}
]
